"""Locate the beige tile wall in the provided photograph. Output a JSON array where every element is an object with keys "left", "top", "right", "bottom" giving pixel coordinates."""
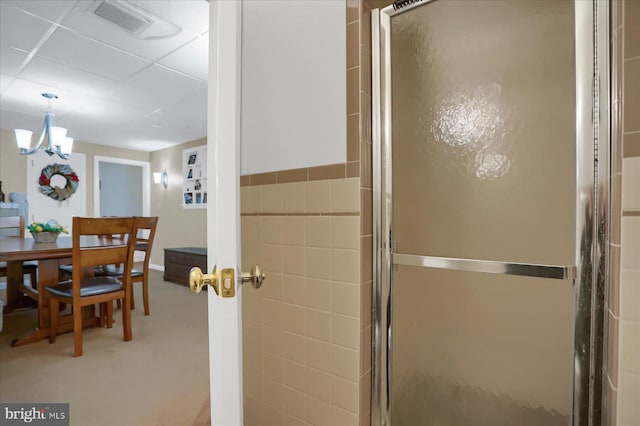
[
  {"left": 618, "top": 156, "right": 640, "bottom": 425},
  {"left": 241, "top": 179, "right": 363, "bottom": 426},
  {"left": 239, "top": 1, "right": 374, "bottom": 425},
  {"left": 612, "top": 1, "right": 640, "bottom": 425}
]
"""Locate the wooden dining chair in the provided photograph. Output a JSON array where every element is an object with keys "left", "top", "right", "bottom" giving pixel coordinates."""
[
  {"left": 58, "top": 232, "right": 126, "bottom": 281},
  {"left": 103, "top": 217, "right": 159, "bottom": 316},
  {"left": 46, "top": 217, "right": 136, "bottom": 357},
  {"left": 0, "top": 215, "right": 38, "bottom": 291}
]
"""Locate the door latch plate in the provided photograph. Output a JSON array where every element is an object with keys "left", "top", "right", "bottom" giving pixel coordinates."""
[{"left": 221, "top": 268, "right": 235, "bottom": 298}]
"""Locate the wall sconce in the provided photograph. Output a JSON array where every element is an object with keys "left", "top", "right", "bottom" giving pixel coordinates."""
[{"left": 153, "top": 170, "right": 168, "bottom": 188}]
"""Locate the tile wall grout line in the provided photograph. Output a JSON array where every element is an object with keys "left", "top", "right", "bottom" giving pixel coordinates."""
[{"left": 241, "top": 164, "right": 366, "bottom": 185}]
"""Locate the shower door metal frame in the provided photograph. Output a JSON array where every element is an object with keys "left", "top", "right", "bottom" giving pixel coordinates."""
[{"left": 371, "top": 1, "right": 610, "bottom": 425}]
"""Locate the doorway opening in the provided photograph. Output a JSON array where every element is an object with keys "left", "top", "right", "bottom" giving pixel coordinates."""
[{"left": 94, "top": 156, "right": 150, "bottom": 219}]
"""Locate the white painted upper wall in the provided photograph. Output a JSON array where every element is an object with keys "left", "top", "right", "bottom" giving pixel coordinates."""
[{"left": 240, "top": 0, "right": 346, "bottom": 175}]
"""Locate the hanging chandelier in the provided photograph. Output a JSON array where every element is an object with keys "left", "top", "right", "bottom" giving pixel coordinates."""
[{"left": 14, "top": 93, "right": 73, "bottom": 159}]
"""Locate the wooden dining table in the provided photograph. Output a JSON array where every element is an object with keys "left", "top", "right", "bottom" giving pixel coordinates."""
[{"left": 0, "top": 235, "right": 112, "bottom": 346}]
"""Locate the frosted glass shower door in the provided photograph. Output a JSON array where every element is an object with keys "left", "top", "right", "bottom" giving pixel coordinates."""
[{"left": 381, "top": 0, "right": 582, "bottom": 424}]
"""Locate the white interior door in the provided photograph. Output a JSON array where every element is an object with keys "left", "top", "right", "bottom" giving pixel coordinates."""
[{"left": 206, "top": 1, "right": 244, "bottom": 424}]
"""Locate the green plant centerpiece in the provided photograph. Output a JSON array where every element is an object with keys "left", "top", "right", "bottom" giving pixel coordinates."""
[{"left": 27, "top": 219, "right": 68, "bottom": 243}]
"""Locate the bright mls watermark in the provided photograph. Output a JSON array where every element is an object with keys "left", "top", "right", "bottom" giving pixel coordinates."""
[{"left": 1, "top": 404, "right": 69, "bottom": 425}]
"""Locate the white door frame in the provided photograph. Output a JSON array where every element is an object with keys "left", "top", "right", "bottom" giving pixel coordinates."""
[
  {"left": 93, "top": 155, "right": 150, "bottom": 218},
  {"left": 207, "top": 0, "right": 244, "bottom": 424}
]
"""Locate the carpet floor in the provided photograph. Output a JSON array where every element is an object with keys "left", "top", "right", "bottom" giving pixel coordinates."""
[{"left": 0, "top": 269, "right": 210, "bottom": 426}]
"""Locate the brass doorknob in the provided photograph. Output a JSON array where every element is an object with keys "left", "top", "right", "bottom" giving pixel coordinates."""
[
  {"left": 242, "top": 265, "right": 266, "bottom": 289},
  {"left": 189, "top": 266, "right": 219, "bottom": 295}
]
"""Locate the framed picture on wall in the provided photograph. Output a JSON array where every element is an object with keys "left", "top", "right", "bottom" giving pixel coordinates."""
[{"left": 182, "top": 146, "right": 207, "bottom": 209}]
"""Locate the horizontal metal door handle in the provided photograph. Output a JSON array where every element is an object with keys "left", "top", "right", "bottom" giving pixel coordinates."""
[{"left": 392, "top": 253, "right": 576, "bottom": 280}]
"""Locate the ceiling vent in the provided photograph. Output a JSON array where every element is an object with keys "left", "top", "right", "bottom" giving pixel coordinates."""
[
  {"left": 88, "top": 0, "right": 182, "bottom": 40},
  {"left": 92, "top": 1, "right": 154, "bottom": 34}
]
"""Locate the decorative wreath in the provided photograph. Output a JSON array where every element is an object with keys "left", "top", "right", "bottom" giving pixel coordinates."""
[{"left": 39, "top": 163, "right": 79, "bottom": 201}]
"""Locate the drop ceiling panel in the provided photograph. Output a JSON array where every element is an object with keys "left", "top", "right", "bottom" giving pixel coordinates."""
[
  {"left": 0, "top": 75, "right": 15, "bottom": 93},
  {"left": 2, "top": 0, "right": 76, "bottom": 22},
  {"left": 89, "top": 123, "right": 179, "bottom": 152},
  {"left": 21, "top": 56, "right": 118, "bottom": 98},
  {"left": 133, "top": 112, "right": 193, "bottom": 134},
  {"left": 176, "top": 121, "right": 207, "bottom": 141},
  {"left": 143, "top": 92, "right": 207, "bottom": 129},
  {"left": 0, "top": 0, "right": 209, "bottom": 152},
  {"left": 53, "top": 120, "right": 117, "bottom": 146},
  {"left": 37, "top": 27, "right": 151, "bottom": 81},
  {"left": 0, "top": 6, "right": 54, "bottom": 52},
  {"left": 0, "top": 79, "right": 76, "bottom": 117},
  {"left": 115, "top": 115, "right": 206, "bottom": 146},
  {"left": 57, "top": 116, "right": 146, "bottom": 147},
  {"left": 61, "top": 0, "right": 209, "bottom": 64},
  {"left": 0, "top": 46, "right": 29, "bottom": 76},
  {"left": 100, "top": 83, "right": 172, "bottom": 110},
  {"left": 125, "top": 139, "right": 176, "bottom": 152},
  {"left": 158, "top": 33, "right": 209, "bottom": 81},
  {"left": 138, "top": 1, "right": 209, "bottom": 35},
  {"left": 57, "top": 99, "right": 147, "bottom": 130},
  {"left": 124, "top": 64, "right": 206, "bottom": 105},
  {"left": 117, "top": 119, "right": 177, "bottom": 139}
]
